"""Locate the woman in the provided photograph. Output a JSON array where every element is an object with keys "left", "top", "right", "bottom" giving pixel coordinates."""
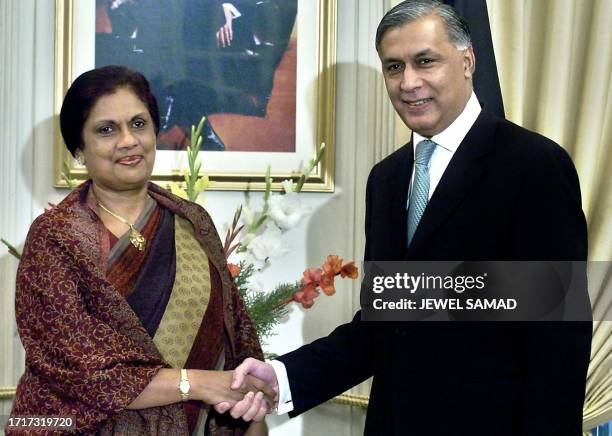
[{"left": 9, "top": 66, "right": 270, "bottom": 435}]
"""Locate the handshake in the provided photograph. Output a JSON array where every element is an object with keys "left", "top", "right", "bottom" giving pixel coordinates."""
[{"left": 208, "top": 358, "right": 279, "bottom": 422}]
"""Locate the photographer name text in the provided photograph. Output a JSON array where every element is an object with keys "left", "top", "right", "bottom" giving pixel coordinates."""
[{"left": 372, "top": 298, "right": 517, "bottom": 310}]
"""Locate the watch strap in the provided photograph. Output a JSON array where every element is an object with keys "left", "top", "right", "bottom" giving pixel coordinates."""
[{"left": 179, "top": 368, "right": 190, "bottom": 402}]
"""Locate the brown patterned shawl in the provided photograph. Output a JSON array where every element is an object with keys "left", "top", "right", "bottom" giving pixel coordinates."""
[{"left": 9, "top": 181, "right": 263, "bottom": 435}]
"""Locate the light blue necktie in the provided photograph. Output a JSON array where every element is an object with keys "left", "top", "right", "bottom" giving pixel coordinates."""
[{"left": 407, "top": 139, "right": 437, "bottom": 247}]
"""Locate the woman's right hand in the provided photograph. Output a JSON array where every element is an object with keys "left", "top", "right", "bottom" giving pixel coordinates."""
[{"left": 126, "top": 369, "right": 276, "bottom": 411}]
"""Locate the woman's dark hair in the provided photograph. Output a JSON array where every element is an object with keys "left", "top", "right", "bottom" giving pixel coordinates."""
[{"left": 59, "top": 65, "right": 160, "bottom": 157}]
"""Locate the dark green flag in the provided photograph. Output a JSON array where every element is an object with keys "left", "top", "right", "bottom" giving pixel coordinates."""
[{"left": 444, "top": 0, "right": 505, "bottom": 117}]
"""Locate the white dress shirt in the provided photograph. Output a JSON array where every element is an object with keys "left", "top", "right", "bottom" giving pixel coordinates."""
[
  {"left": 409, "top": 91, "right": 482, "bottom": 203},
  {"left": 270, "top": 92, "right": 482, "bottom": 415}
]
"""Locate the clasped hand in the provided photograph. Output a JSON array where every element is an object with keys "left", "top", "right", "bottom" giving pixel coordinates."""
[{"left": 213, "top": 358, "right": 279, "bottom": 422}]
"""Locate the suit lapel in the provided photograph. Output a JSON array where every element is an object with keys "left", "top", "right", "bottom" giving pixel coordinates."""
[
  {"left": 383, "top": 144, "right": 414, "bottom": 260},
  {"left": 406, "top": 109, "right": 499, "bottom": 257}
]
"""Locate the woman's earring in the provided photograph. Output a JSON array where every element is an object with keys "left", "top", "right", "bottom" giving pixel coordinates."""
[{"left": 76, "top": 154, "right": 85, "bottom": 166}]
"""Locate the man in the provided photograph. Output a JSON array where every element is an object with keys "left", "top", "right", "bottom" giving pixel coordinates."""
[
  {"left": 183, "top": 0, "right": 298, "bottom": 118},
  {"left": 220, "top": 1, "right": 592, "bottom": 434}
]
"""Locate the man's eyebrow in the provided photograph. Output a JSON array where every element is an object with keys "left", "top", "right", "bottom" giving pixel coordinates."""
[
  {"left": 381, "top": 56, "right": 403, "bottom": 64},
  {"left": 381, "top": 48, "right": 439, "bottom": 63},
  {"left": 414, "top": 48, "right": 437, "bottom": 57}
]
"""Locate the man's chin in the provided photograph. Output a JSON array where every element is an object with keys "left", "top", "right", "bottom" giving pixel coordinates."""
[{"left": 402, "top": 119, "right": 437, "bottom": 137}]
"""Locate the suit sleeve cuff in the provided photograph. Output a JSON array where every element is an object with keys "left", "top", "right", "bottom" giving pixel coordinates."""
[{"left": 268, "top": 359, "right": 294, "bottom": 414}]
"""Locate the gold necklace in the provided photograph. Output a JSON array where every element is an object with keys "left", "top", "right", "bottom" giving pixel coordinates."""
[{"left": 96, "top": 200, "right": 146, "bottom": 252}]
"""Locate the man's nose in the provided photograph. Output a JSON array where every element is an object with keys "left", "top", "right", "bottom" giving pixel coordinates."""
[{"left": 400, "top": 65, "right": 423, "bottom": 92}]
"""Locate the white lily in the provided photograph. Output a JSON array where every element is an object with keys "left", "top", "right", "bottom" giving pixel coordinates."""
[
  {"left": 248, "top": 222, "right": 289, "bottom": 265},
  {"left": 281, "top": 179, "right": 296, "bottom": 193},
  {"left": 269, "top": 188, "right": 310, "bottom": 231}
]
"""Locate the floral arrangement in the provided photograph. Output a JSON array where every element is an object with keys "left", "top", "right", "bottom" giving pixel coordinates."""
[
  {"left": 167, "top": 118, "right": 359, "bottom": 346},
  {"left": 1, "top": 117, "right": 359, "bottom": 349}
]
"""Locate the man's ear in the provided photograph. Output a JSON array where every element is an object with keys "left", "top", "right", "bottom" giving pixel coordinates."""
[{"left": 464, "top": 45, "right": 476, "bottom": 79}]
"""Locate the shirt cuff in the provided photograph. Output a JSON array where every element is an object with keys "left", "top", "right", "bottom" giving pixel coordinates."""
[{"left": 267, "top": 359, "right": 294, "bottom": 414}]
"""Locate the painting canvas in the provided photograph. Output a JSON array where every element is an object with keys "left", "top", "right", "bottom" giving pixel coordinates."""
[
  {"left": 55, "top": 0, "right": 336, "bottom": 191},
  {"left": 95, "top": 0, "right": 298, "bottom": 153}
]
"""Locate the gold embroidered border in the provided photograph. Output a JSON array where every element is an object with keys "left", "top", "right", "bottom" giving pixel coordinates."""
[{"left": 153, "top": 216, "right": 211, "bottom": 369}]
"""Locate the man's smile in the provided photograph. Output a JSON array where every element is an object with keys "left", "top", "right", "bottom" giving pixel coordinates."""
[{"left": 403, "top": 97, "right": 433, "bottom": 107}]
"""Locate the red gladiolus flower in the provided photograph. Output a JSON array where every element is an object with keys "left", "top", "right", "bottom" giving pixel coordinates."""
[
  {"left": 287, "top": 256, "right": 359, "bottom": 309},
  {"left": 227, "top": 263, "right": 241, "bottom": 278},
  {"left": 322, "top": 255, "right": 342, "bottom": 276},
  {"left": 320, "top": 273, "right": 336, "bottom": 296},
  {"left": 293, "top": 287, "right": 319, "bottom": 309},
  {"left": 299, "top": 267, "right": 322, "bottom": 299},
  {"left": 340, "top": 261, "right": 358, "bottom": 279},
  {"left": 302, "top": 267, "right": 322, "bottom": 287}
]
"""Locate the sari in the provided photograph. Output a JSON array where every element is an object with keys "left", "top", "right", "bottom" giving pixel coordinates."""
[{"left": 9, "top": 181, "right": 263, "bottom": 435}]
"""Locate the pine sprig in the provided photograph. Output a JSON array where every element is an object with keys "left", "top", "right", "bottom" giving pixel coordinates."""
[
  {"left": 234, "top": 261, "right": 300, "bottom": 342},
  {"left": 234, "top": 261, "right": 256, "bottom": 291},
  {"left": 242, "top": 281, "right": 301, "bottom": 342}
]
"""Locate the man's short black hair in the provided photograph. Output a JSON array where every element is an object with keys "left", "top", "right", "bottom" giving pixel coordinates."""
[{"left": 376, "top": 0, "right": 471, "bottom": 52}]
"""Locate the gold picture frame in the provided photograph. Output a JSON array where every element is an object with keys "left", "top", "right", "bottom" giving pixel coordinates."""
[{"left": 53, "top": 0, "right": 336, "bottom": 192}]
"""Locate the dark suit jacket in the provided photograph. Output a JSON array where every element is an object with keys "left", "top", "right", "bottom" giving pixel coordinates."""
[{"left": 277, "top": 108, "right": 592, "bottom": 435}]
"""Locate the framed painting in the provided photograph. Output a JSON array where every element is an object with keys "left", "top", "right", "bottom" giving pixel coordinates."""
[{"left": 54, "top": 0, "right": 336, "bottom": 191}]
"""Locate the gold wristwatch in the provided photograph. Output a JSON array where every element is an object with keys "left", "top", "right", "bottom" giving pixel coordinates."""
[{"left": 178, "top": 369, "right": 190, "bottom": 402}]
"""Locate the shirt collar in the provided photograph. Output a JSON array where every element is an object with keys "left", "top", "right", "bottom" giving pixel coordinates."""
[{"left": 413, "top": 91, "right": 482, "bottom": 153}]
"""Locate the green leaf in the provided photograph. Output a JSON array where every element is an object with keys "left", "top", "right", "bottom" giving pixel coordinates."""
[
  {"left": 182, "top": 117, "right": 209, "bottom": 203},
  {"left": 1, "top": 238, "right": 22, "bottom": 260},
  {"left": 295, "top": 143, "right": 325, "bottom": 192}
]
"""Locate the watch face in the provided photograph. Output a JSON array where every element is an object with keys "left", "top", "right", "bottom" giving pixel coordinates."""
[{"left": 179, "top": 380, "right": 190, "bottom": 393}]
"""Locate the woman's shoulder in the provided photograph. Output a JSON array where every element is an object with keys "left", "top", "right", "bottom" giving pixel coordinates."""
[
  {"left": 32, "top": 186, "right": 91, "bottom": 233},
  {"left": 24, "top": 185, "right": 98, "bottom": 258},
  {"left": 147, "top": 183, "right": 216, "bottom": 228}
]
